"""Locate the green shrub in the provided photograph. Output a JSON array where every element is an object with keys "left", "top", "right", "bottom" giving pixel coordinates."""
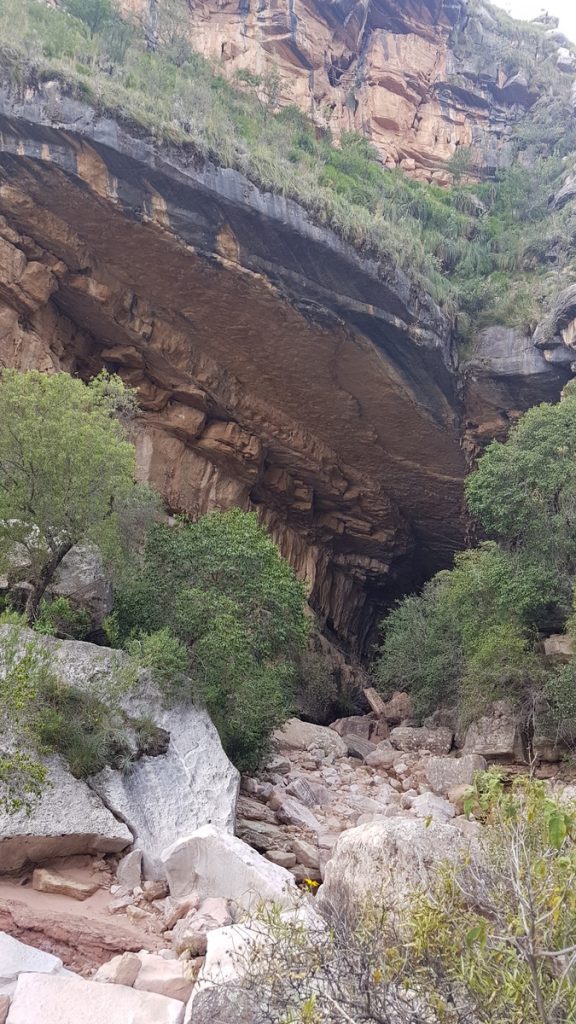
[
  {"left": 114, "top": 510, "right": 309, "bottom": 771},
  {"left": 33, "top": 596, "right": 91, "bottom": 640}
]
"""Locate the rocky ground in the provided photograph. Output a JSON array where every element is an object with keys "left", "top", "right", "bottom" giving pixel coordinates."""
[{"left": 1, "top": 674, "right": 574, "bottom": 1023}]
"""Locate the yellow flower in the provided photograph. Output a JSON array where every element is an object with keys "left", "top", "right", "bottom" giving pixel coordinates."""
[{"left": 304, "top": 878, "right": 320, "bottom": 889}]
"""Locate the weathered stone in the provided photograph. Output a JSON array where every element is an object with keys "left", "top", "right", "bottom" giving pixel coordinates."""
[
  {"left": 0, "top": 753, "right": 132, "bottom": 873},
  {"left": 94, "top": 953, "right": 142, "bottom": 986},
  {"left": 0, "top": 932, "right": 64, "bottom": 998},
  {"left": 275, "top": 797, "right": 322, "bottom": 831},
  {"left": 272, "top": 719, "right": 347, "bottom": 758},
  {"left": 162, "top": 825, "right": 297, "bottom": 911},
  {"left": 411, "top": 792, "right": 456, "bottom": 823},
  {"left": 0, "top": 995, "right": 9, "bottom": 1024},
  {"left": 143, "top": 880, "right": 169, "bottom": 902},
  {"left": 116, "top": 851, "right": 142, "bottom": 890},
  {"left": 424, "top": 754, "right": 487, "bottom": 795},
  {"left": 235, "top": 819, "right": 287, "bottom": 852},
  {"left": 52, "top": 543, "right": 113, "bottom": 627},
  {"left": 363, "top": 687, "right": 387, "bottom": 717},
  {"left": 343, "top": 734, "right": 376, "bottom": 760},
  {"left": 161, "top": 895, "right": 200, "bottom": 931},
  {"left": 390, "top": 727, "right": 453, "bottom": 755},
  {"left": 543, "top": 634, "right": 574, "bottom": 662},
  {"left": 463, "top": 701, "right": 524, "bottom": 762},
  {"left": 381, "top": 691, "right": 413, "bottom": 725},
  {"left": 134, "top": 953, "right": 193, "bottom": 1002},
  {"left": 285, "top": 777, "right": 331, "bottom": 808},
  {"left": 31, "top": 868, "right": 99, "bottom": 902},
  {"left": 6, "top": 972, "right": 185, "bottom": 1024},
  {"left": 291, "top": 838, "right": 320, "bottom": 870},
  {"left": 330, "top": 715, "right": 374, "bottom": 739},
  {"left": 265, "top": 850, "right": 296, "bottom": 868},
  {"left": 365, "top": 741, "right": 397, "bottom": 769},
  {"left": 447, "top": 784, "right": 473, "bottom": 815},
  {"left": 318, "top": 819, "right": 470, "bottom": 922},
  {"left": 236, "top": 796, "right": 278, "bottom": 825}
]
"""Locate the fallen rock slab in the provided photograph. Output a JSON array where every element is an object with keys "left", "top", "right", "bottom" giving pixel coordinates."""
[
  {"left": 162, "top": 825, "right": 297, "bottom": 911},
  {"left": 0, "top": 756, "right": 132, "bottom": 872},
  {"left": 411, "top": 793, "right": 456, "bottom": 823},
  {"left": 134, "top": 953, "right": 193, "bottom": 1002},
  {"left": 6, "top": 972, "right": 185, "bottom": 1024},
  {"left": 463, "top": 700, "right": 524, "bottom": 762},
  {"left": 94, "top": 953, "right": 141, "bottom": 986},
  {"left": 0, "top": 932, "right": 65, "bottom": 998},
  {"left": 32, "top": 868, "right": 99, "bottom": 902}
]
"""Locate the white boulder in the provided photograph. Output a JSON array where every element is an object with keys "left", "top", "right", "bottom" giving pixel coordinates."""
[
  {"left": 424, "top": 754, "right": 486, "bottom": 795},
  {"left": 162, "top": 824, "right": 297, "bottom": 911},
  {"left": 0, "top": 933, "right": 66, "bottom": 998},
  {"left": 6, "top": 972, "right": 185, "bottom": 1024},
  {"left": 318, "top": 818, "right": 470, "bottom": 921}
]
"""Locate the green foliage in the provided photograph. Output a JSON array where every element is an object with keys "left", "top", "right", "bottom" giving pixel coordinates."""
[
  {"left": 114, "top": 510, "right": 309, "bottom": 771},
  {"left": 33, "top": 596, "right": 91, "bottom": 640},
  {"left": 0, "top": 369, "right": 155, "bottom": 621},
  {"left": 376, "top": 543, "right": 546, "bottom": 720},
  {"left": 0, "top": 752, "right": 48, "bottom": 814},
  {"left": 411, "top": 775, "right": 576, "bottom": 1023}
]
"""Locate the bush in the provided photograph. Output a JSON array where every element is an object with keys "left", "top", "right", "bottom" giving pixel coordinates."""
[{"left": 113, "top": 510, "right": 309, "bottom": 771}]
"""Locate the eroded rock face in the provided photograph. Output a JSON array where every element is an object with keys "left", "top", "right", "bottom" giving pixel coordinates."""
[{"left": 115, "top": 0, "right": 548, "bottom": 180}]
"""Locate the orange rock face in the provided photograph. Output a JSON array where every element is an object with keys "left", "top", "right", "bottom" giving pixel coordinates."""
[{"left": 109, "top": 0, "right": 537, "bottom": 179}]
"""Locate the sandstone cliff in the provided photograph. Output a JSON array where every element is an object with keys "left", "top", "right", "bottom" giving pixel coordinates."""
[
  {"left": 0, "top": 0, "right": 575, "bottom": 657},
  {"left": 117, "top": 0, "right": 573, "bottom": 180}
]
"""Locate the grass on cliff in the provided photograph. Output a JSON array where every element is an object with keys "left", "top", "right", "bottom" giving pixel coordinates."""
[{"left": 1, "top": 0, "right": 576, "bottom": 337}]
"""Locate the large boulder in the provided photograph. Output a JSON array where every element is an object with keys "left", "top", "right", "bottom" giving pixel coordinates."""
[
  {"left": 317, "top": 819, "right": 470, "bottom": 922},
  {"left": 463, "top": 700, "right": 524, "bottom": 762},
  {"left": 52, "top": 543, "right": 113, "bottom": 628},
  {"left": 0, "top": 933, "right": 67, "bottom": 999},
  {"left": 424, "top": 754, "right": 486, "bottom": 795},
  {"left": 0, "top": 756, "right": 132, "bottom": 872},
  {"left": 390, "top": 726, "right": 453, "bottom": 754},
  {"left": 90, "top": 695, "right": 239, "bottom": 878},
  {"left": 161, "top": 825, "right": 297, "bottom": 912},
  {"left": 272, "top": 718, "right": 347, "bottom": 758},
  {"left": 6, "top": 972, "right": 185, "bottom": 1024},
  {"left": 0, "top": 630, "right": 239, "bottom": 877}
]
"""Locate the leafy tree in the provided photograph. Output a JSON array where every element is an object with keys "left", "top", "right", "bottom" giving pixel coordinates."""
[
  {"left": 0, "top": 370, "right": 155, "bottom": 623},
  {"left": 466, "top": 386, "right": 576, "bottom": 584},
  {"left": 113, "top": 509, "right": 310, "bottom": 770}
]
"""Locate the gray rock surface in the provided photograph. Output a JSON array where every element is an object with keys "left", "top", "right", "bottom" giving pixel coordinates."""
[
  {"left": 318, "top": 818, "right": 469, "bottom": 922},
  {"left": 52, "top": 543, "right": 113, "bottom": 627},
  {"left": 0, "top": 933, "right": 66, "bottom": 999},
  {"left": 390, "top": 726, "right": 453, "bottom": 755},
  {"left": 0, "top": 756, "right": 132, "bottom": 872},
  {"left": 463, "top": 700, "right": 524, "bottom": 761},
  {"left": 424, "top": 754, "right": 486, "bottom": 795},
  {"left": 272, "top": 718, "right": 348, "bottom": 758},
  {"left": 162, "top": 825, "right": 297, "bottom": 911}
]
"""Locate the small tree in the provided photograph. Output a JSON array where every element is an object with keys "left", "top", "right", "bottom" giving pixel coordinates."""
[{"left": 0, "top": 369, "right": 152, "bottom": 623}]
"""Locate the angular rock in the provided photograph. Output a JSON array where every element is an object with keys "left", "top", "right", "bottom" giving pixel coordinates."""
[
  {"left": 235, "top": 819, "right": 287, "bottom": 852},
  {"left": 116, "top": 850, "right": 142, "bottom": 890},
  {"left": 365, "top": 741, "right": 397, "bottom": 769},
  {"left": 236, "top": 796, "right": 277, "bottom": 824},
  {"left": 318, "top": 819, "right": 470, "bottom": 922},
  {"left": 134, "top": 953, "right": 193, "bottom": 1003},
  {"left": 390, "top": 726, "right": 453, "bottom": 755},
  {"left": 0, "top": 755, "right": 132, "bottom": 872},
  {"left": 447, "top": 784, "right": 473, "bottom": 815},
  {"left": 330, "top": 715, "right": 374, "bottom": 739},
  {"left": 274, "top": 797, "right": 322, "bottom": 831},
  {"left": 265, "top": 850, "right": 296, "bottom": 868},
  {"left": 543, "top": 634, "right": 573, "bottom": 662},
  {"left": 0, "top": 995, "right": 8, "bottom": 1024},
  {"left": 291, "top": 838, "right": 320, "bottom": 870},
  {"left": 381, "top": 691, "right": 412, "bottom": 725},
  {"left": 162, "top": 825, "right": 297, "bottom": 911},
  {"left": 32, "top": 868, "right": 99, "bottom": 902},
  {"left": 285, "top": 777, "right": 330, "bottom": 808},
  {"left": 424, "top": 754, "right": 487, "bottom": 795},
  {"left": 0, "top": 932, "right": 64, "bottom": 997},
  {"left": 411, "top": 792, "right": 456, "bottom": 823},
  {"left": 272, "top": 719, "right": 347, "bottom": 758},
  {"left": 94, "top": 953, "right": 142, "bottom": 986},
  {"left": 343, "top": 734, "right": 376, "bottom": 760},
  {"left": 6, "top": 972, "right": 185, "bottom": 1024},
  {"left": 52, "top": 543, "right": 113, "bottom": 627},
  {"left": 161, "top": 894, "right": 200, "bottom": 931},
  {"left": 143, "top": 880, "right": 169, "bottom": 902},
  {"left": 463, "top": 700, "right": 524, "bottom": 761}
]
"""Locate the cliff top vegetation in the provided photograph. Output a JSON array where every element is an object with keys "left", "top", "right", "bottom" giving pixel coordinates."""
[{"left": 1, "top": 0, "right": 576, "bottom": 339}]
